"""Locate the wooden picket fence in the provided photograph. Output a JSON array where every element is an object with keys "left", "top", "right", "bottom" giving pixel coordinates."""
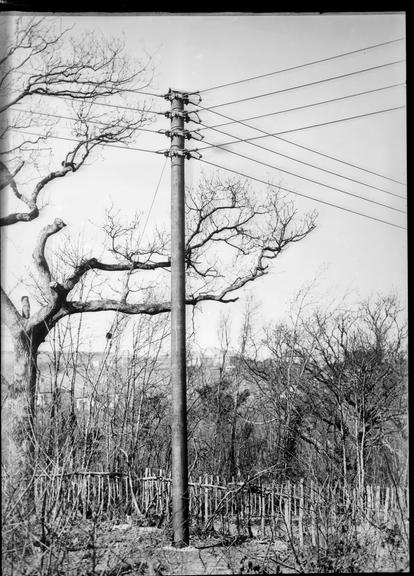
[{"left": 32, "top": 468, "right": 408, "bottom": 541}]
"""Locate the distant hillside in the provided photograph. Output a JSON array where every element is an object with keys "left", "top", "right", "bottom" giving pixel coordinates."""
[{"left": 0, "top": 348, "right": 236, "bottom": 408}]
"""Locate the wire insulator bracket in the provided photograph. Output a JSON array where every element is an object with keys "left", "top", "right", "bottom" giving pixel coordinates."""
[
  {"left": 158, "top": 128, "right": 205, "bottom": 141},
  {"left": 156, "top": 148, "right": 203, "bottom": 160},
  {"left": 163, "top": 88, "right": 202, "bottom": 106},
  {"left": 164, "top": 89, "right": 190, "bottom": 104},
  {"left": 163, "top": 110, "right": 202, "bottom": 124}
]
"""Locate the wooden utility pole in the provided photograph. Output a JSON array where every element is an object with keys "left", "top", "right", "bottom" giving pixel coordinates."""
[{"left": 169, "top": 90, "right": 189, "bottom": 547}]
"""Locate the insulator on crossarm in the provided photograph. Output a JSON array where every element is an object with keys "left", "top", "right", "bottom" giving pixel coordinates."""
[
  {"left": 187, "top": 93, "right": 202, "bottom": 105},
  {"left": 186, "top": 110, "right": 202, "bottom": 124},
  {"left": 185, "top": 149, "right": 203, "bottom": 160},
  {"left": 188, "top": 130, "right": 204, "bottom": 141}
]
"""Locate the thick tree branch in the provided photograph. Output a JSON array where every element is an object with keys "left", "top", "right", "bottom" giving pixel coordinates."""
[
  {"left": 0, "top": 160, "right": 24, "bottom": 195},
  {"left": 0, "top": 286, "right": 25, "bottom": 337},
  {"left": 62, "top": 257, "right": 171, "bottom": 294},
  {"left": 0, "top": 203, "right": 40, "bottom": 227},
  {"left": 61, "top": 299, "right": 171, "bottom": 317},
  {"left": 0, "top": 164, "right": 74, "bottom": 226},
  {"left": 32, "top": 218, "right": 66, "bottom": 293}
]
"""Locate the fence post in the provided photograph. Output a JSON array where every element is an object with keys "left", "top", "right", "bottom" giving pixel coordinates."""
[
  {"left": 331, "top": 483, "right": 337, "bottom": 527},
  {"left": 352, "top": 486, "right": 356, "bottom": 519},
  {"left": 299, "top": 479, "right": 304, "bottom": 548},
  {"left": 384, "top": 486, "right": 390, "bottom": 524},
  {"left": 188, "top": 476, "right": 192, "bottom": 519},
  {"left": 204, "top": 474, "right": 209, "bottom": 528},
  {"left": 211, "top": 474, "right": 215, "bottom": 531},
  {"left": 375, "top": 485, "right": 380, "bottom": 520},
  {"left": 198, "top": 476, "right": 202, "bottom": 525},
  {"left": 366, "top": 484, "right": 371, "bottom": 519},
  {"left": 257, "top": 481, "right": 261, "bottom": 524},
  {"left": 310, "top": 480, "right": 316, "bottom": 547},
  {"left": 398, "top": 487, "right": 405, "bottom": 517},
  {"left": 288, "top": 481, "right": 293, "bottom": 531},
  {"left": 166, "top": 473, "right": 171, "bottom": 521},
  {"left": 143, "top": 468, "right": 146, "bottom": 511},
  {"left": 107, "top": 474, "right": 111, "bottom": 517},
  {"left": 216, "top": 475, "right": 223, "bottom": 532},
  {"left": 87, "top": 474, "right": 91, "bottom": 517},
  {"left": 225, "top": 477, "right": 229, "bottom": 529},
  {"left": 82, "top": 475, "right": 86, "bottom": 519},
  {"left": 159, "top": 469, "right": 165, "bottom": 517},
  {"left": 260, "top": 479, "right": 265, "bottom": 538},
  {"left": 124, "top": 475, "right": 128, "bottom": 516},
  {"left": 284, "top": 481, "right": 290, "bottom": 538},
  {"left": 97, "top": 475, "right": 101, "bottom": 517},
  {"left": 293, "top": 482, "right": 297, "bottom": 517}
]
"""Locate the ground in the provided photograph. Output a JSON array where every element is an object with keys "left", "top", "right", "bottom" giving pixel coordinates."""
[
  {"left": 3, "top": 521, "right": 288, "bottom": 575},
  {"left": 2, "top": 515, "right": 409, "bottom": 575}
]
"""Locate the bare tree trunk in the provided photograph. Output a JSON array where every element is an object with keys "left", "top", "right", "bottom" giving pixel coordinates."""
[
  {"left": 5, "top": 329, "right": 41, "bottom": 486},
  {"left": 357, "top": 424, "right": 366, "bottom": 504},
  {"left": 340, "top": 420, "right": 347, "bottom": 487},
  {"left": 228, "top": 388, "right": 239, "bottom": 479}
]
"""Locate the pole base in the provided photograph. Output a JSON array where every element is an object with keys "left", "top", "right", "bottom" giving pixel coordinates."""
[{"left": 172, "top": 539, "right": 189, "bottom": 549}]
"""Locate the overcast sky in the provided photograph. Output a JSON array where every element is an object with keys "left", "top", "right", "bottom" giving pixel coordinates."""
[{"left": 2, "top": 12, "right": 406, "bottom": 353}]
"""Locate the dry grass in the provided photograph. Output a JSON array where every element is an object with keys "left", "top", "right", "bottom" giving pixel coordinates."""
[{"left": 2, "top": 506, "right": 409, "bottom": 575}]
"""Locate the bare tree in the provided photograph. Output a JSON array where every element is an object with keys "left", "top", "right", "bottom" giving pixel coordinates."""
[
  {"left": 237, "top": 291, "right": 407, "bottom": 493},
  {"left": 1, "top": 14, "right": 152, "bottom": 473},
  {"left": 239, "top": 289, "right": 322, "bottom": 480},
  {"left": 266, "top": 295, "right": 408, "bottom": 491},
  {"left": 0, "top": 16, "right": 153, "bottom": 224}
]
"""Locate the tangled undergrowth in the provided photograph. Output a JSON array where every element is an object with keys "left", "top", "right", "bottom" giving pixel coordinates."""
[{"left": 2, "top": 510, "right": 409, "bottom": 575}]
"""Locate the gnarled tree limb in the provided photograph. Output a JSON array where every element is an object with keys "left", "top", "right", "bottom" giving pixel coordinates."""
[{"left": 1, "top": 286, "right": 25, "bottom": 338}]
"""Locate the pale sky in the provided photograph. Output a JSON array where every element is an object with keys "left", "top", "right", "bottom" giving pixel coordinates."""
[{"left": 1, "top": 12, "right": 407, "bottom": 353}]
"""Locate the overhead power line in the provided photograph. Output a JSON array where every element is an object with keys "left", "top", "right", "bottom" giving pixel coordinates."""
[
  {"left": 199, "top": 37, "right": 405, "bottom": 93},
  {"left": 199, "top": 105, "right": 406, "bottom": 143},
  {"left": 199, "top": 59, "right": 405, "bottom": 111},
  {"left": 120, "top": 88, "right": 165, "bottom": 98},
  {"left": 14, "top": 69, "right": 166, "bottom": 99},
  {"left": 45, "top": 94, "right": 166, "bottom": 115},
  {"left": 200, "top": 137, "right": 406, "bottom": 214},
  {"left": 196, "top": 113, "right": 405, "bottom": 201},
  {"left": 197, "top": 104, "right": 406, "bottom": 186},
  {"left": 10, "top": 106, "right": 162, "bottom": 134},
  {"left": 259, "top": 106, "right": 406, "bottom": 136},
  {"left": 198, "top": 82, "right": 405, "bottom": 131},
  {"left": 196, "top": 103, "right": 406, "bottom": 185},
  {"left": 195, "top": 158, "right": 406, "bottom": 231},
  {"left": 11, "top": 128, "right": 161, "bottom": 154},
  {"left": 273, "top": 133, "right": 406, "bottom": 187},
  {"left": 196, "top": 118, "right": 404, "bottom": 201},
  {"left": 140, "top": 156, "right": 169, "bottom": 239},
  {"left": 6, "top": 90, "right": 165, "bottom": 116},
  {"left": 23, "top": 104, "right": 403, "bottom": 202}
]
